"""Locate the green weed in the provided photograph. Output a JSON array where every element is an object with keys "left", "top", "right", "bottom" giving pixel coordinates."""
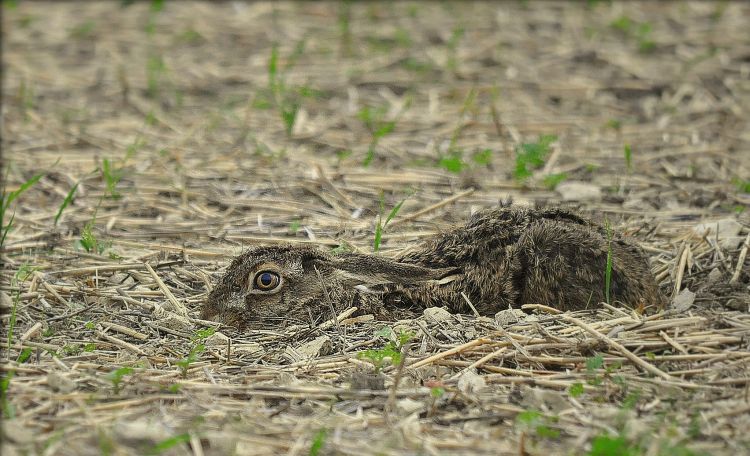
[
  {"left": 175, "top": 328, "right": 215, "bottom": 378},
  {"left": 588, "top": 434, "right": 635, "bottom": 456},
  {"left": 107, "top": 367, "right": 135, "bottom": 394},
  {"left": 623, "top": 144, "right": 633, "bottom": 173},
  {"left": 69, "top": 20, "right": 96, "bottom": 39},
  {"left": 514, "top": 134, "right": 557, "bottom": 182},
  {"left": 148, "top": 433, "right": 190, "bottom": 455},
  {"left": 101, "top": 158, "right": 123, "bottom": 198},
  {"left": 146, "top": 55, "right": 166, "bottom": 98},
  {"left": 357, "top": 103, "right": 401, "bottom": 167},
  {"left": 439, "top": 151, "right": 466, "bottom": 174},
  {"left": 568, "top": 382, "right": 585, "bottom": 398},
  {"left": 606, "top": 119, "right": 622, "bottom": 131},
  {"left": 373, "top": 192, "right": 408, "bottom": 252},
  {"left": 732, "top": 177, "right": 750, "bottom": 193},
  {"left": 1, "top": 170, "right": 44, "bottom": 248},
  {"left": 357, "top": 327, "right": 414, "bottom": 372},
  {"left": 54, "top": 182, "right": 79, "bottom": 226},
  {"left": 610, "top": 16, "right": 656, "bottom": 54},
  {"left": 472, "top": 149, "right": 493, "bottom": 166},
  {"left": 144, "top": 0, "right": 163, "bottom": 35},
  {"left": 78, "top": 219, "right": 107, "bottom": 254},
  {"left": 267, "top": 41, "right": 313, "bottom": 137},
  {"left": 309, "top": 429, "right": 328, "bottom": 456},
  {"left": 337, "top": 1, "right": 352, "bottom": 56},
  {"left": 438, "top": 148, "right": 494, "bottom": 175},
  {"left": 515, "top": 410, "right": 561, "bottom": 439},
  {"left": 543, "top": 172, "right": 568, "bottom": 190}
]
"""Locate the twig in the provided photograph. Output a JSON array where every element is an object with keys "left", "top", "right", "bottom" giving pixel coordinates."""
[
  {"left": 730, "top": 232, "right": 749, "bottom": 284},
  {"left": 562, "top": 315, "right": 675, "bottom": 381},
  {"left": 389, "top": 188, "right": 475, "bottom": 227},
  {"left": 408, "top": 337, "right": 492, "bottom": 369},
  {"left": 144, "top": 262, "right": 188, "bottom": 316}
]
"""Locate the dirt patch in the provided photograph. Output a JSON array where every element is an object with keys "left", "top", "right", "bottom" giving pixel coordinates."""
[{"left": 2, "top": 2, "right": 749, "bottom": 455}]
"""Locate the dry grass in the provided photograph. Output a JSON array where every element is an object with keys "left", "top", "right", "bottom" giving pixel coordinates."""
[{"left": 2, "top": 1, "right": 749, "bottom": 455}]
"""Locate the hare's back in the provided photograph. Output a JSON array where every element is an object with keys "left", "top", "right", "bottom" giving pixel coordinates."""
[{"left": 516, "top": 219, "right": 661, "bottom": 310}]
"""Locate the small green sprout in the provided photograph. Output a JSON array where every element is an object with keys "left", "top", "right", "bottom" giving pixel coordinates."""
[
  {"left": 516, "top": 410, "right": 560, "bottom": 439},
  {"left": 514, "top": 135, "right": 557, "bottom": 182},
  {"left": 472, "top": 149, "right": 493, "bottom": 166},
  {"left": 146, "top": 55, "right": 166, "bottom": 98},
  {"left": 101, "top": 158, "right": 123, "bottom": 198},
  {"left": 373, "top": 192, "right": 408, "bottom": 252},
  {"left": 357, "top": 328, "right": 414, "bottom": 372},
  {"left": 1, "top": 170, "right": 44, "bottom": 248},
  {"left": 108, "top": 367, "right": 135, "bottom": 394},
  {"left": 568, "top": 382, "right": 585, "bottom": 398},
  {"left": 543, "top": 173, "right": 568, "bottom": 190},
  {"left": 69, "top": 20, "right": 96, "bottom": 39},
  {"left": 358, "top": 104, "right": 399, "bottom": 167},
  {"left": 309, "top": 429, "right": 328, "bottom": 456},
  {"left": 148, "top": 433, "right": 190, "bottom": 455},
  {"left": 439, "top": 151, "right": 466, "bottom": 174},
  {"left": 623, "top": 144, "right": 633, "bottom": 173},
  {"left": 732, "top": 178, "right": 750, "bottom": 193},
  {"left": 430, "top": 386, "right": 446, "bottom": 398}
]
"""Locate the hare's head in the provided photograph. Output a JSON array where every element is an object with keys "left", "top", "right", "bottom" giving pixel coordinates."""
[{"left": 201, "top": 244, "right": 456, "bottom": 328}]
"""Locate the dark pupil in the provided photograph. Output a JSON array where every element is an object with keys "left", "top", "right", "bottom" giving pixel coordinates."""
[{"left": 260, "top": 273, "right": 273, "bottom": 286}]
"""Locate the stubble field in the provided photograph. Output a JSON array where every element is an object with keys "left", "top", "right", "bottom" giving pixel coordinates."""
[{"left": 2, "top": 2, "right": 749, "bottom": 455}]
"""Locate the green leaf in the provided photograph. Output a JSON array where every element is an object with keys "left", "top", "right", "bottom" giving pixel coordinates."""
[
  {"left": 148, "top": 433, "right": 190, "bottom": 455},
  {"left": 542, "top": 173, "right": 567, "bottom": 190},
  {"left": 384, "top": 198, "right": 406, "bottom": 227},
  {"left": 588, "top": 434, "right": 636, "bottom": 456},
  {"left": 2, "top": 172, "right": 44, "bottom": 211},
  {"left": 514, "top": 135, "right": 556, "bottom": 182},
  {"left": 309, "top": 429, "right": 327, "bottom": 456},
  {"left": 439, "top": 153, "right": 465, "bottom": 174},
  {"left": 373, "top": 216, "right": 383, "bottom": 252},
  {"left": 586, "top": 355, "right": 604, "bottom": 372},
  {"left": 268, "top": 45, "right": 279, "bottom": 86},
  {"left": 568, "top": 382, "right": 584, "bottom": 398},
  {"left": 472, "top": 149, "right": 493, "bottom": 166},
  {"left": 362, "top": 144, "right": 376, "bottom": 167},
  {"left": 430, "top": 386, "right": 445, "bottom": 398}
]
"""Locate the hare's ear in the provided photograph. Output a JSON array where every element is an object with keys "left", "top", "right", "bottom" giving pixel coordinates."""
[{"left": 331, "top": 253, "right": 458, "bottom": 286}]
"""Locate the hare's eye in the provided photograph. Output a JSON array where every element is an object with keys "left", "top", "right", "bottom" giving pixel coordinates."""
[{"left": 253, "top": 271, "right": 280, "bottom": 291}]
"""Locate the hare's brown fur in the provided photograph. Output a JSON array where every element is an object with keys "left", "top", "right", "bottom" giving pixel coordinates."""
[{"left": 202, "top": 207, "right": 664, "bottom": 328}]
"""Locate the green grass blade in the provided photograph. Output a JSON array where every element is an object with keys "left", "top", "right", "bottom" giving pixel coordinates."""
[
  {"left": 384, "top": 197, "right": 406, "bottom": 227},
  {"left": 373, "top": 216, "right": 383, "bottom": 252},
  {"left": 2, "top": 172, "right": 44, "bottom": 210},
  {"left": 54, "top": 182, "right": 79, "bottom": 226}
]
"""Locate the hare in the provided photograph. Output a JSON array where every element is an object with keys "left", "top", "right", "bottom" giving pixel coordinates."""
[{"left": 202, "top": 207, "right": 665, "bottom": 328}]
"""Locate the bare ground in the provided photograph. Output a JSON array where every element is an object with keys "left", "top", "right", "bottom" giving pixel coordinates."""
[{"left": 1, "top": 1, "right": 749, "bottom": 455}]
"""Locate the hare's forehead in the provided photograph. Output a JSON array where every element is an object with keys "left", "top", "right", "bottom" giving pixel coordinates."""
[{"left": 243, "top": 255, "right": 305, "bottom": 275}]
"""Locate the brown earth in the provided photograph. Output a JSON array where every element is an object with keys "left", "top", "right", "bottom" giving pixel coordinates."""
[{"left": 2, "top": 1, "right": 749, "bottom": 455}]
